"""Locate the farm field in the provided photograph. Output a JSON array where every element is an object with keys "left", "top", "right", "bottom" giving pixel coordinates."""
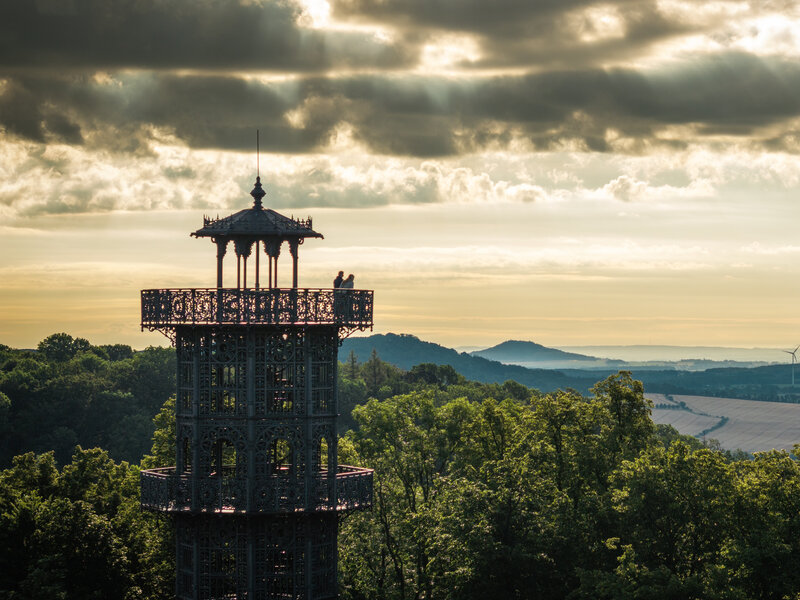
[{"left": 647, "top": 393, "right": 800, "bottom": 454}]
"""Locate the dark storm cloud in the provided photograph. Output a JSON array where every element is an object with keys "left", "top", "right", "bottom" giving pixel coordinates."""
[
  {"left": 3, "top": 53, "right": 800, "bottom": 156},
  {"left": 0, "top": 0, "right": 412, "bottom": 72},
  {"left": 335, "top": 53, "right": 800, "bottom": 154},
  {"left": 0, "top": 73, "right": 343, "bottom": 153},
  {"left": 331, "top": 0, "right": 695, "bottom": 68},
  {"left": 333, "top": 0, "right": 597, "bottom": 35}
]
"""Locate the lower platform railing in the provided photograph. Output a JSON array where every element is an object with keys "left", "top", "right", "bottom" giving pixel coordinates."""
[{"left": 140, "top": 465, "right": 373, "bottom": 514}]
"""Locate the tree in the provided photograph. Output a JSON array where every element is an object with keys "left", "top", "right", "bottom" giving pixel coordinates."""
[
  {"left": 97, "top": 344, "right": 134, "bottom": 362},
  {"left": 726, "top": 450, "right": 800, "bottom": 599},
  {"left": 363, "top": 349, "right": 388, "bottom": 397},
  {"left": 109, "top": 347, "right": 176, "bottom": 413},
  {"left": 37, "top": 333, "right": 91, "bottom": 362},
  {"left": 22, "top": 497, "right": 130, "bottom": 600},
  {"left": 346, "top": 350, "right": 360, "bottom": 380},
  {"left": 342, "top": 390, "right": 464, "bottom": 600},
  {"left": 338, "top": 376, "right": 368, "bottom": 434},
  {"left": 141, "top": 397, "right": 176, "bottom": 470},
  {"left": 0, "top": 447, "right": 172, "bottom": 600},
  {"left": 405, "top": 364, "right": 465, "bottom": 388},
  {"left": 584, "top": 442, "right": 737, "bottom": 598},
  {"left": 592, "top": 372, "right": 654, "bottom": 460}
]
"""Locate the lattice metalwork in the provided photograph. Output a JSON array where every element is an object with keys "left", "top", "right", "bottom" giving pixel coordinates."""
[
  {"left": 175, "top": 326, "right": 338, "bottom": 419},
  {"left": 141, "top": 288, "right": 373, "bottom": 332},
  {"left": 174, "top": 514, "right": 337, "bottom": 600},
  {"left": 176, "top": 515, "right": 337, "bottom": 600}
]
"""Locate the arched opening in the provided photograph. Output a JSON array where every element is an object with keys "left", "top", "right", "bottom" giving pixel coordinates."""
[
  {"left": 208, "top": 538, "right": 238, "bottom": 598},
  {"left": 212, "top": 439, "right": 238, "bottom": 477},
  {"left": 181, "top": 438, "right": 192, "bottom": 473},
  {"left": 268, "top": 438, "right": 292, "bottom": 475},
  {"left": 315, "top": 437, "right": 329, "bottom": 470}
]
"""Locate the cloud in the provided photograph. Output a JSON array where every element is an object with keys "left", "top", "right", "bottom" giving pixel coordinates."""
[
  {"left": 4, "top": 52, "right": 800, "bottom": 157},
  {"left": 601, "top": 175, "right": 649, "bottom": 201},
  {"left": 0, "top": 0, "right": 412, "bottom": 72},
  {"left": 331, "top": 0, "right": 697, "bottom": 68},
  {"left": 0, "top": 142, "right": 558, "bottom": 217},
  {"left": 741, "top": 242, "right": 800, "bottom": 256}
]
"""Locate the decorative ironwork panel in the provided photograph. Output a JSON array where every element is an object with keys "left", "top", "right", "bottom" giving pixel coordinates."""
[
  {"left": 175, "top": 326, "right": 339, "bottom": 419},
  {"left": 176, "top": 424, "right": 194, "bottom": 475},
  {"left": 142, "top": 288, "right": 373, "bottom": 332},
  {"left": 177, "top": 335, "right": 194, "bottom": 416},
  {"left": 309, "top": 328, "right": 337, "bottom": 415},
  {"left": 176, "top": 514, "right": 338, "bottom": 600},
  {"left": 259, "top": 328, "right": 306, "bottom": 416}
]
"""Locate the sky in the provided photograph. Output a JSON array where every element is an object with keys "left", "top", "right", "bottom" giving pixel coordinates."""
[{"left": 2, "top": 0, "right": 800, "bottom": 351}]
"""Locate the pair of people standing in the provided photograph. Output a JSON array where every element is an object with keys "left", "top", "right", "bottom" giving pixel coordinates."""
[{"left": 333, "top": 271, "right": 354, "bottom": 289}]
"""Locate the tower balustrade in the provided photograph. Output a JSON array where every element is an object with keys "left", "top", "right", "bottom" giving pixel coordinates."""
[{"left": 141, "top": 287, "right": 373, "bottom": 331}]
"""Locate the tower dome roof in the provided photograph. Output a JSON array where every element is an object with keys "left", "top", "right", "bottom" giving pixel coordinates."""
[{"left": 191, "top": 177, "right": 322, "bottom": 240}]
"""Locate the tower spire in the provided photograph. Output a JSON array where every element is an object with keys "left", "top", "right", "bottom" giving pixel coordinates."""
[
  {"left": 251, "top": 129, "right": 266, "bottom": 209},
  {"left": 250, "top": 177, "right": 265, "bottom": 209}
]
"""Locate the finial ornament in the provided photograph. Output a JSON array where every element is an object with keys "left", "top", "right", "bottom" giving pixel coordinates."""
[{"left": 251, "top": 176, "right": 266, "bottom": 209}]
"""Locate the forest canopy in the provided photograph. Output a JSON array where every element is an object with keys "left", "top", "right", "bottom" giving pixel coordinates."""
[{"left": 2, "top": 336, "right": 800, "bottom": 599}]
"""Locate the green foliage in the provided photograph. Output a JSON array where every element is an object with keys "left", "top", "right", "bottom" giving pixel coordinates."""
[
  {"left": 339, "top": 371, "right": 800, "bottom": 600},
  {"left": 338, "top": 375, "right": 369, "bottom": 434},
  {"left": 97, "top": 344, "right": 134, "bottom": 362},
  {"left": 404, "top": 363, "right": 465, "bottom": 387},
  {"left": 336, "top": 351, "right": 538, "bottom": 437},
  {"left": 346, "top": 350, "right": 360, "bottom": 380},
  {"left": 6, "top": 336, "right": 800, "bottom": 600},
  {"left": 0, "top": 336, "right": 175, "bottom": 467},
  {"left": 591, "top": 372, "right": 654, "bottom": 460},
  {"left": 652, "top": 424, "right": 705, "bottom": 451},
  {"left": 140, "top": 397, "right": 176, "bottom": 470},
  {"left": 36, "top": 333, "right": 91, "bottom": 362},
  {"left": 0, "top": 447, "right": 172, "bottom": 600},
  {"left": 362, "top": 349, "right": 393, "bottom": 397}
]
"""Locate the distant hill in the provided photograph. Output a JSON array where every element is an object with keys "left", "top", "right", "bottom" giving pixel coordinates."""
[
  {"left": 472, "top": 340, "right": 603, "bottom": 363},
  {"left": 339, "top": 333, "right": 598, "bottom": 393},
  {"left": 472, "top": 340, "right": 766, "bottom": 372},
  {"left": 340, "top": 333, "right": 800, "bottom": 402},
  {"left": 557, "top": 345, "right": 782, "bottom": 363}
]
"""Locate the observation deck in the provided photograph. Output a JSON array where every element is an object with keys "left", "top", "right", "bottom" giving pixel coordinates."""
[
  {"left": 140, "top": 465, "right": 374, "bottom": 514},
  {"left": 141, "top": 287, "right": 373, "bottom": 336}
]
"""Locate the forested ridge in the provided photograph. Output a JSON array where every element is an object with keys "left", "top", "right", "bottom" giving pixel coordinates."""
[
  {"left": 0, "top": 333, "right": 175, "bottom": 468},
  {"left": 342, "top": 333, "right": 800, "bottom": 401},
  {"left": 2, "top": 336, "right": 800, "bottom": 599}
]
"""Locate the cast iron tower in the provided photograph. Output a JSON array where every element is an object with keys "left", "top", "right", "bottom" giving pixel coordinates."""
[{"left": 140, "top": 176, "right": 374, "bottom": 599}]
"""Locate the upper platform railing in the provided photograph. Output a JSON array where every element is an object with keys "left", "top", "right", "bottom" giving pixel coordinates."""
[{"left": 141, "top": 288, "right": 373, "bottom": 332}]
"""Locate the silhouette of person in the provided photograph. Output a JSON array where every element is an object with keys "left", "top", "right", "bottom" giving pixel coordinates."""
[
  {"left": 333, "top": 271, "right": 344, "bottom": 288},
  {"left": 341, "top": 274, "right": 355, "bottom": 289}
]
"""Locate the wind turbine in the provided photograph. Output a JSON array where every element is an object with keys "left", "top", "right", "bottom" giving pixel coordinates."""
[{"left": 782, "top": 345, "right": 800, "bottom": 386}]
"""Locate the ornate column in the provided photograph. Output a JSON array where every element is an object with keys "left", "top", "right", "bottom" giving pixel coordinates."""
[
  {"left": 289, "top": 239, "right": 300, "bottom": 289},
  {"left": 235, "top": 239, "right": 254, "bottom": 289},
  {"left": 255, "top": 241, "right": 260, "bottom": 289},
  {"left": 263, "top": 239, "right": 282, "bottom": 289},
  {"left": 215, "top": 239, "right": 228, "bottom": 288}
]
